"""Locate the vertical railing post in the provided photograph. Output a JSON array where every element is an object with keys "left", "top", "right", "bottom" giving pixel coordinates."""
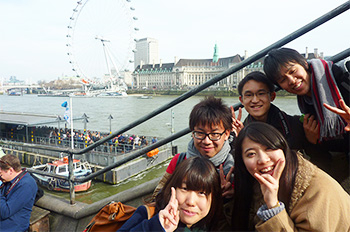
[
  {"left": 68, "top": 153, "right": 75, "bottom": 205},
  {"left": 108, "top": 114, "right": 113, "bottom": 134}
]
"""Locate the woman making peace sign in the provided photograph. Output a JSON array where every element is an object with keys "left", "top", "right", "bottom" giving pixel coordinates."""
[
  {"left": 230, "top": 122, "right": 350, "bottom": 231},
  {"left": 119, "top": 156, "right": 222, "bottom": 231}
]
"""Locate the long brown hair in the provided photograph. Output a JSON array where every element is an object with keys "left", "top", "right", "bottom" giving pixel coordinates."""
[
  {"left": 155, "top": 156, "right": 222, "bottom": 229},
  {"left": 231, "top": 122, "right": 298, "bottom": 230}
]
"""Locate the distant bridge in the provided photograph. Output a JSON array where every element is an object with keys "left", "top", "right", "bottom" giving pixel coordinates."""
[{"left": 0, "top": 84, "right": 41, "bottom": 92}]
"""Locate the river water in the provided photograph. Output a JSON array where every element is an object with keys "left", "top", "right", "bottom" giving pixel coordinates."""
[
  {"left": 0, "top": 94, "right": 301, "bottom": 203},
  {"left": 0, "top": 94, "right": 301, "bottom": 151}
]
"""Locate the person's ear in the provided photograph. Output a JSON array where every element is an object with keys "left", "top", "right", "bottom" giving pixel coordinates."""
[
  {"left": 223, "top": 129, "right": 230, "bottom": 141},
  {"left": 270, "top": 92, "right": 276, "bottom": 102},
  {"left": 239, "top": 95, "right": 243, "bottom": 104}
]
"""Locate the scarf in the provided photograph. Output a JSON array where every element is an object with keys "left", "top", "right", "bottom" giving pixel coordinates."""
[
  {"left": 244, "top": 104, "right": 292, "bottom": 137},
  {"left": 244, "top": 104, "right": 304, "bottom": 149},
  {"left": 297, "top": 59, "right": 345, "bottom": 141},
  {"left": 186, "top": 138, "right": 234, "bottom": 176}
]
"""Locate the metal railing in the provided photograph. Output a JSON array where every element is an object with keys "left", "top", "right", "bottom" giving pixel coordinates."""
[{"left": 3, "top": 1, "right": 349, "bottom": 204}]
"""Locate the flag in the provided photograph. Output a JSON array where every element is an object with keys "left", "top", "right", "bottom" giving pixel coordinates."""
[{"left": 61, "top": 101, "right": 70, "bottom": 124}]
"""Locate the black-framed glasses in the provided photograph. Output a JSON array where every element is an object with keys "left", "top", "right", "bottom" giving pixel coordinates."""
[
  {"left": 192, "top": 131, "right": 226, "bottom": 141},
  {"left": 242, "top": 90, "right": 270, "bottom": 100}
]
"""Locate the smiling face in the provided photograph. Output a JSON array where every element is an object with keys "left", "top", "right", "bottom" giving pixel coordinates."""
[
  {"left": 239, "top": 80, "right": 276, "bottom": 122},
  {"left": 241, "top": 137, "right": 285, "bottom": 177},
  {"left": 192, "top": 122, "right": 230, "bottom": 158},
  {"left": 277, "top": 62, "right": 311, "bottom": 96},
  {"left": 176, "top": 182, "right": 212, "bottom": 228}
]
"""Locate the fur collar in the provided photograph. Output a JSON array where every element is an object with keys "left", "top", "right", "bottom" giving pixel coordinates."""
[
  {"left": 249, "top": 153, "right": 317, "bottom": 228},
  {"left": 289, "top": 153, "right": 317, "bottom": 212}
]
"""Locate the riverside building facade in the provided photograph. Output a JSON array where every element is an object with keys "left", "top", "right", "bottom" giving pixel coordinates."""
[
  {"left": 132, "top": 41, "right": 321, "bottom": 90},
  {"left": 132, "top": 55, "right": 250, "bottom": 90}
]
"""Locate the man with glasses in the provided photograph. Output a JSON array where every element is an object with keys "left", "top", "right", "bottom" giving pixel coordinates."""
[
  {"left": 0, "top": 154, "right": 38, "bottom": 232},
  {"left": 236, "top": 71, "right": 334, "bottom": 172},
  {"left": 153, "top": 96, "right": 234, "bottom": 199},
  {"left": 237, "top": 71, "right": 315, "bottom": 150}
]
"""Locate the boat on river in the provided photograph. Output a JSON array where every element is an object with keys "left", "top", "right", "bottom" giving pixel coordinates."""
[
  {"left": 96, "top": 90, "right": 127, "bottom": 97},
  {"left": 32, "top": 157, "right": 92, "bottom": 192},
  {"left": 137, "top": 95, "right": 153, "bottom": 99}
]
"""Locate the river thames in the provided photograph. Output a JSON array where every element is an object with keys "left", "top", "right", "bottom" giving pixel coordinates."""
[
  {"left": 0, "top": 94, "right": 301, "bottom": 151},
  {"left": 0, "top": 94, "right": 301, "bottom": 202}
]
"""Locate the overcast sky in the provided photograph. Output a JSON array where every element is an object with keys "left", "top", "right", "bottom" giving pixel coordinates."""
[{"left": 1, "top": 0, "right": 349, "bottom": 83}]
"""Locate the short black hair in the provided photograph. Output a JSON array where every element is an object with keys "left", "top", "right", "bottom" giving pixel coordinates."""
[
  {"left": 189, "top": 96, "right": 232, "bottom": 131},
  {"left": 264, "top": 48, "right": 308, "bottom": 85},
  {"left": 238, "top": 71, "right": 275, "bottom": 95}
]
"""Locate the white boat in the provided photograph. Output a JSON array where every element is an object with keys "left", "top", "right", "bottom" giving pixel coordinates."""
[
  {"left": 96, "top": 91, "right": 127, "bottom": 97},
  {"left": 32, "top": 157, "right": 92, "bottom": 192},
  {"left": 137, "top": 95, "right": 153, "bottom": 99}
]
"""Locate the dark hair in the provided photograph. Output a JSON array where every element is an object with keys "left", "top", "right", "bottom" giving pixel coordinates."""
[
  {"left": 189, "top": 96, "right": 232, "bottom": 132},
  {"left": 155, "top": 156, "right": 222, "bottom": 229},
  {"left": 231, "top": 122, "right": 298, "bottom": 230},
  {"left": 238, "top": 71, "right": 275, "bottom": 95},
  {"left": 0, "top": 154, "right": 22, "bottom": 172},
  {"left": 264, "top": 48, "right": 309, "bottom": 85}
]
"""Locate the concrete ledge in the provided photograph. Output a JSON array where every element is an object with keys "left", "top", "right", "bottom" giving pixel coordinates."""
[
  {"left": 29, "top": 206, "right": 50, "bottom": 232},
  {"left": 35, "top": 177, "right": 160, "bottom": 219}
]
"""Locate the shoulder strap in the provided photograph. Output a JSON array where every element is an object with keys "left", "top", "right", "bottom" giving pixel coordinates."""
[
  {"left": 176, "top": 152, "right": 186, "bottom": 167},
  {"left": 144, "top": 205, "right": 156, "bottom": 219},
  {"left": 6, "top": 169, "right": 27, "bottom": 196}
]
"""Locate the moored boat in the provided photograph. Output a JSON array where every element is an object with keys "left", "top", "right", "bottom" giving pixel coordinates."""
[{"left": 32, "top": 157, "right": 92, "bottom": 192}]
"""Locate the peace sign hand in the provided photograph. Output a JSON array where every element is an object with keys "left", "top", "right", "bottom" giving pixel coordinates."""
[
  {"left": 324, "top": 99, "right": 350, "bottom": 131},
  {"left": 253, "top": 159, "right": 285, "bottom": 208},
  {"left": 231, "top": 106, "right": 244, "bottom": 136},
  {"left": 219, "top": 164, "right": 234, "bottom": 198},
  {"left": 159, "top": 187, "right": 180, "bottom": 232}
]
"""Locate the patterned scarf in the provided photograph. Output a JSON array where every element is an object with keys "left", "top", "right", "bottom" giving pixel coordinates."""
[
  {"left": 297, "top": 59, "right": 345, "bottom": 141},
  {"left": 186, "top": 138, "right": 234, "bottom": 176}
]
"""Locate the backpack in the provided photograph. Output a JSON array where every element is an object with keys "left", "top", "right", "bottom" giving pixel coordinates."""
[
  {"left": 83, "top": 201, "right": 155, "bottom": 232},
  {"left": 176, "top": 152, "right": 186, "bottom": 167}
]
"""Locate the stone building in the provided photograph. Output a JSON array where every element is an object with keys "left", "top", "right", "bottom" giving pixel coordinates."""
[
  {"left": 132, "top": 54, "right": 245, "bottom": 90},
  {"left": 131, "top": 46, "right": 323, "bottom": 90}
]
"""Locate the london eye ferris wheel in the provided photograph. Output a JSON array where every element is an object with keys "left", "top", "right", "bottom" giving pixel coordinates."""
[{"left": 66, "top": 0, "right": 139, "bottom": 87}]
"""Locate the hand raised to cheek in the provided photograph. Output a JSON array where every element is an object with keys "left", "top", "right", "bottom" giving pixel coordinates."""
[
  {"left": 254, "top": 159, "right": 285, "bottom": 208},
  {"left": 159, "top": 187, "right": 180, "bottom": 232}
]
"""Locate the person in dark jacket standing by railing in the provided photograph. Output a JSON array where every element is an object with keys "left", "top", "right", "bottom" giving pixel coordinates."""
[{"left": 0, "top": 154, "right": 38, "bottom": 232}]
